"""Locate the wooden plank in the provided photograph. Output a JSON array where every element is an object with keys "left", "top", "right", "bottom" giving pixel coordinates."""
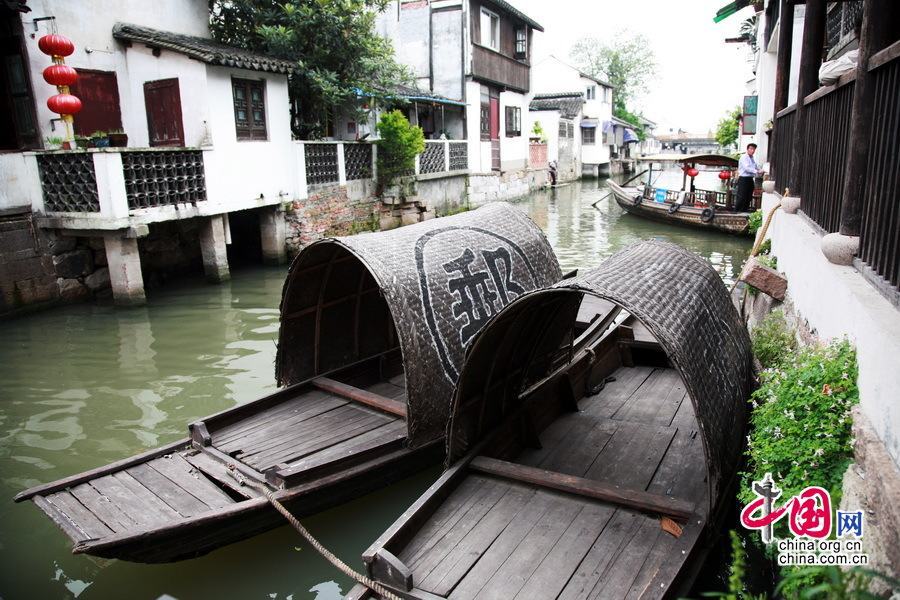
[
  {"left": 127, "top": 462, "right": 210, "bottom": 518},
  {"left": 536, "top": 417, "right": 618, "bottom": 477},
  {"left": 471, "top": 491, "right": 585, "bottom": 599},
  {"left": 215, "top": 393, "right": 346, "bottom": 449},
  {"left": 646, "top": 427, "right": 708, "bottom": 512},
  {"left": 34, "top": 493, "right": 106, "bottom": 542},
  {"left": 581, "top": 366, "right": 654, "bottom": 419},
  {"left": 212, "top": 391, "right": 336, "bottom": 443},
  {"left": 313, "top": 377, "right": 408, "bottom": 418},
  {"left": 90, "top": 474, "right": 172, "bottom": 527},
  {"left": 581, "top": 513, "right": 663, "bottom": 599},
  {"left": 470, "top": 457, "right": 694, "bottom": 521},
  {"left": 146, "top": 453, "right": 232, "bottom": 510},
  {"left": 442, "top": 485, "right": 552, "bottom": 598},
  {"left": 241, "top": 409, "right": 391, "bottom": 469},
  {"left": 69, "top": 482, "right": 139, "bottom": 533},
  {"left": 109, "top": 471, "right": 184, "bottom": 524},
  {"left": 273, "top": 420, "right": 407, "bottom": 486},
  {"left": 14, "top": 437, "right": 189, "bottom": 502},
  {"left": 513, "top": 502, "right": 618, "bottom": 600},
  {"left": 183, "top": 451, "right": 265, "bottom": 500},
  {"left": 625, "top": 517, "right": 705, "bottom": 599},
  {"left": 365, "top": 381, "right": 406, "bottom": 400},
  {"left": 612, "top": 368, "right": 686, "bottom": 427},
  {"left": 584, "top": 421, "right": 677, "bottom": 487}
]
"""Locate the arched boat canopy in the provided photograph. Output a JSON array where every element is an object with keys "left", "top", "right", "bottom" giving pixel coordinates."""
[
  {"left": 276, "top": 202, "right": 562, "bottom": 446},
  {"left": 447, "top": 240, "right": 752, "bottom": 512},
  {"left": 638, "top": 153, "right": 739, "bottom": 168}
]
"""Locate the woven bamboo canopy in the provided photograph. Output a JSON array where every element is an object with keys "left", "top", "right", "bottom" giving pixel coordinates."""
[
  {"left": 447, "top": 240, "right": 752, "bottom": 512},
  {"left": 276, "top": 202, "right": 561, "bottom": 446}
]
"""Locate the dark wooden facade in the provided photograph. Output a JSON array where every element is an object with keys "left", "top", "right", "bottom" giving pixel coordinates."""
[{"left": 469, "top": 0, "right": 534, "bottom": 93}]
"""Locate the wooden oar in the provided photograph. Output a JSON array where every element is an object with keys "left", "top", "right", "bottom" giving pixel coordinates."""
[{"left": 591, "top": 169, "right": 648, "bottom": 208}]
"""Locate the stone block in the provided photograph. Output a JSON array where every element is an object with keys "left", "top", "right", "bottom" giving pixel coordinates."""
[
  {"left": 84, "top": 267, "right": 111, "bottom": 292},
  {"left": 400, "top": 212, "right": 420, "bottom": 227},
  {"left": 739, "top": 257, "right": 787, "bottom": 300},
  {"left": 57, "top": 277, "right": 90, "bottom": 302},
  {"left": 422, "top": 210, "right": 435, "bottom": 220},
  {"left": 45, "top": 233, "right": 77, "bottom": 256},
  {"left": 15, "top": 277, "right": 58, "bottom": 304},
  {"left": 93, "top": 247, "right": 107, "bottom": 267},
  {"left": 820, "top": 232, "right": 859, "bottom": 266},
  {"left": 53, "top": 248, "right": 93, "bottom": 279},
  {"left": 781, "top": 195, "right": 801, "bottom": 214},
  {"left": 379, "top": 215, "right": 401, "bottom": 230}
]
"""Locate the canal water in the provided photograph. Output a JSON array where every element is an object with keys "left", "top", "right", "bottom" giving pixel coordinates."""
[{"left": 0, "top": 179, "right": 750, "bottom": 600}]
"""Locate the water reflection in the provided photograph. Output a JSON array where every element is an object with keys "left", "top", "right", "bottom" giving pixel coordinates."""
[{"left": 0, "top": 181, "right": 749, "bottom": 599}]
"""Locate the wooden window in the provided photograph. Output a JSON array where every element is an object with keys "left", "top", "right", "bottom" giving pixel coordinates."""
[
  {"left": 582, "top": 127, "right": 595, "bottom": 145},
  {"left": 70, "top": 70, "right": 123, "bottom": 137},
  {"left": 232, "top": 78, "right": 267, "bottom": 140},
  {"left": 480, "top": 8, "right": 500, "bottom": 50},
  {"left": 515, "top": 27, "right": 527, "bottom": 59},
  {"left": 505, "top": 106, "right": 521, "bottom": 137},
  {"left": 144, "top": 78, "right": 185, "bottom": 147},
  {"left": 585, "top": 85, "right": 595, "bottom": 100}
]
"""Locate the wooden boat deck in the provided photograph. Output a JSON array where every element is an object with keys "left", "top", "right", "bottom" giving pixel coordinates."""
[
  {"left": 20, "top": 372, "right": 417, "bottom": 561},
  {"left": 386, "top": 366, "right": 706, "bottom": 600}
]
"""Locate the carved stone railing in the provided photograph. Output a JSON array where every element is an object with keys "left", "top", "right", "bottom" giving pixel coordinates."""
[
  {"left": 420, "top": 141, "right": 446, "bottom": 174},
  {"left": 122, "top": 149, "right": 206, "bottom": 210},
  {"left": 36, "top": 152, "right": 100, "bottom": 213},
  {"left": 304, "top": 142, "right": 340, "bottom": 186}
]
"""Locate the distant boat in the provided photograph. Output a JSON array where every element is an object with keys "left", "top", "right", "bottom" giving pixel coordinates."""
[
  {"left": 609, "top": 154, "right": 757, "bottom": 235},
  {"left": 14, "top": 203, "right": 563, "bottom": 563},
  {"left": 349, "top": 240, "right": 752, "bottom": 600}
]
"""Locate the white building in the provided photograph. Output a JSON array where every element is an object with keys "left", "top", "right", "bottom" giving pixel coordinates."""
[
  {"left": 1, "top": 0, "right": 295, "bottom": 306},
  {"left": 527, "top": 92, "right": 584, "bottom": 182},
  {"left": 529, "top": 55, "right": 614, "bottom": 176},
  {"left": 375, "top": 0, "right": 544, "bottom": 173}
]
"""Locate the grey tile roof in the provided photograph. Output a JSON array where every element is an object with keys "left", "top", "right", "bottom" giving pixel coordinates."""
[
  {"left": 529, "top": 92, "right": 584, "bottom": 118},
  {"left": 481, "top": 0, "right": 544, "bottom": 31},
  {"left": 112, "top": 23, "right": 297, "bottom": 74}
]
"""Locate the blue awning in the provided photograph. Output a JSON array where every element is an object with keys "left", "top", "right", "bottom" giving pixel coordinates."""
[
  {"left": 581, "top": 118, "right": 598, "bottom": 128},
  {"left": 623, "top": 128, "right": 639, "bottom": 143}
]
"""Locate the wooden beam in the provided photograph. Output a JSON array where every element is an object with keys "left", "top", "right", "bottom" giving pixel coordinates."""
[
  {"left": 788, "top": 0, "right": 827, "bottom": 194},
  {"left": 469, "top": 456, "right": 695, "bottom": 521},
  {"left": 773, "top": 0, "right": 794, "bottom": 114},
  {"left": 312, "top": 377, "right": 408, "bottom": 418}
]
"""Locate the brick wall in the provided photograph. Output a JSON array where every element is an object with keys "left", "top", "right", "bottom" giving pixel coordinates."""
[
  {"left": 285, "top": 183, "right": 380, "bottom": 255},
  {"left": 529, "top": 143, "right": 548, "bottom": 168}
]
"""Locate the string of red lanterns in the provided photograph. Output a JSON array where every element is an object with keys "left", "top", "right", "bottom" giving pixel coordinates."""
[{"left": 38, "top": 33, "right": 81, "bottom": 149}]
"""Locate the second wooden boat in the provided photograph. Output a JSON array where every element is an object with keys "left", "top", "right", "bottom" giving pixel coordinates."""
[
  {"left": 351, "top": 240, "right": 752, "bottom": 600},
  {"left": 609, "top": 154, "right": 757, "bottom": 235},
  {"left": 14, "top": 202, "right": 563, "bottom": 563}
]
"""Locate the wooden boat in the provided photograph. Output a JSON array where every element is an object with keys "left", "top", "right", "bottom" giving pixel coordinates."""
[
  {"left": 350, "top": 240, "right": 752, "bottom": 600},
  {"left": 14, "top": 202, "right": 563, "bottom": 563},
  {"left": 609, "top": 154, "right": 757, "bottom": 235}
]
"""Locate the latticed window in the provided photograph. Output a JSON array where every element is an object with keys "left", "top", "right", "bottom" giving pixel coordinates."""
[
  {"left": 505, "top": 106, "right": 521, "bottom": 137},
  {"left": 515, "top": 28, "right": 527, "bottom": 59},
  {"left": 582, "top": 127, "right": 595, "bottom": 145},
  {"left": 232, "top": 78, "right": 267, "bottom": 140}
]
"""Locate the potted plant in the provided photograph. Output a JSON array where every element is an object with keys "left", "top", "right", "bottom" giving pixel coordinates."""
[
  {"left": 90, "top": 131, "right": 109, "bottom": 148},
  {"left": 44, "top": 136, "right": 64, "bottom": 150},
  {"left": 107, "top": 130, "right": 128, "bottom": 147},
  {"left": 74, "top": 135, "right": 91, "bottom": 149}
]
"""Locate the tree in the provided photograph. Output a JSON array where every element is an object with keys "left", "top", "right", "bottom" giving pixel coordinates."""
[
  {"left": 210, "top": 0, "right": 413, "bottom": 139},
  {"left": 375, "top": 110, "right": 424, "bottom": 186},
  {"left": 570, "top": 32, "right": 657, "bottom": 118},
  {"left": 715, "top": 105, "right": 742, "bottom": 150}
]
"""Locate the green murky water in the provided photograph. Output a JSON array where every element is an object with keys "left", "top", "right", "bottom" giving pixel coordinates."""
[{"left": 0, "top": 179, "right": 750, "bottom": 600}]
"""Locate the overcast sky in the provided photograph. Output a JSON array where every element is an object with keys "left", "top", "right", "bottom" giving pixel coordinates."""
[{"left": 514, "top": 0, "right": 757, "bottom": 133}]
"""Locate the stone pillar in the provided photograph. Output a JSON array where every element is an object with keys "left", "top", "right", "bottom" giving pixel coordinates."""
[
  {"left": 199, "top": 214, "right": 230, "bottom": 283},
  {"left": 259, "top": 205, "right": 287, "bottom": 265},
  {"left": 103, "top": 234, "right": 146, "bottom": 306}
]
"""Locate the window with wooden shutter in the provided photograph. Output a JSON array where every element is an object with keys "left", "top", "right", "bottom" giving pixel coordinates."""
[
  {"left": 232, "top": 78, "right": 267, "bottom": 140},
  {"left": 505, "top": 106, "right": 520, "bottom": 137}
]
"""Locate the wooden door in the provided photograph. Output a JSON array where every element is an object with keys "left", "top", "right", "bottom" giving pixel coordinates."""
[
  {"left": 143, "top": 78, "right": 184, "bottom": 147},
  {"left": 489, "top": 96, "right": 500, "bottom": 170},
  {"left": 70, "top": 70, "right": 122, "bottom": 137}
]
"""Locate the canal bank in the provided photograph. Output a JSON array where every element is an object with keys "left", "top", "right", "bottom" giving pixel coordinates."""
[{"left": 0, "top": 180, "right": 751, "bottom": 599}]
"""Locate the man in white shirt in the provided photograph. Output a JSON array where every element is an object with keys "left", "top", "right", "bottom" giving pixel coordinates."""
[{"left": 736, "top": 143, "right": 760, "bottom": 212}]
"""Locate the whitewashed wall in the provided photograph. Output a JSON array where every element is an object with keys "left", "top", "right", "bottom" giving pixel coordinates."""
[
  {"left": 0, "top": 153, "right": 41, "bottom": 210},
  {"left": 204, "top": 66, "right": 294, "bottom": 206},
  {"left": 22, "top": 0, "right": 209, "bottom": 145},
  {"left": 499, "top": 90, "right": 527, "bottom": 171}
]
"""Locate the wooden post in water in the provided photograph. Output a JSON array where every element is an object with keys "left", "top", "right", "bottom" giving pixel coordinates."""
[
  {"left": 773, "top": 0, "right": 794, "bottom": 115},
  {"left": 787, "top": 0, "right": 827, "bottom": 197}
]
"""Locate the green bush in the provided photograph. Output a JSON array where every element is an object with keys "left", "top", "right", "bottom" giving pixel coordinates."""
[
  {"left": 751, "top": 311, "right": 795, "bottom": 368},
  {"left": 375, "top": 110, "right": 424, "bottom": 187},
  {"left": 748, "top": 210, "right": 763, "bottom": 235},
  {"left": 740, "top": 338, "right": 858, "bottom": 513}
]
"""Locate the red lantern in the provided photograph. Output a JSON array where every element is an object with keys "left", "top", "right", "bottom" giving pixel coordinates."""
[
  {"left": 38, "top": 34, "right": 75, "bottom": 58},
  {"left": 687, "top": 167, "right": 699, "bottom": 178},
  {"left": 47, "top": 93, "right": 82, "bottom": 115},
  {"left": 43, "top": 64, "right": 78, "bottom": 86},
  {"left": 718, "top": 169, "right": 731, "bottom": 181}
]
